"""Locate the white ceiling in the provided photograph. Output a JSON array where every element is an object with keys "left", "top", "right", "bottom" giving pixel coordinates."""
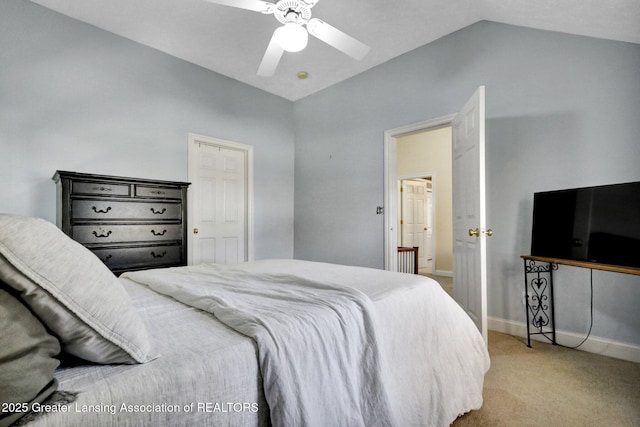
[{"left": 29, "top": 0, "right": 640, "bottom": 101}]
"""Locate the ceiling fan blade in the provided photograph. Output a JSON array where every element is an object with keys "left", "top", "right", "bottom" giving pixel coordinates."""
[
  {"left": 306, "top": 18, "right": 370, "bottom": 60},
  {"left": 204, "top": 0, "right": 274, "bottom": 14},
  {"left": 257, "top": 30, "right": 285, "bottom": 76}
]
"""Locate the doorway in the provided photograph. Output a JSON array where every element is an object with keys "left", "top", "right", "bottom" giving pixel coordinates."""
[
  {"left": 396, "top": 126, "right": 453, "bottom": 278},
  {"left": 384, "top": 86, "right": 489, "bottom": 343},
  {"left": 384, "top": 113, "right": 455, "bottom": 273}
]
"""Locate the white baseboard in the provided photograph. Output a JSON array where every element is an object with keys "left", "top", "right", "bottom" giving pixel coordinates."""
[
  {"left": 488, "top": 317, "right": 640, "bottom": 363},
  {"left": 433, "top": 270, "right": 453, "bottom": 277}
]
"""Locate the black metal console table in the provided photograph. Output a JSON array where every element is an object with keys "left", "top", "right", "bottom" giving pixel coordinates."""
[{"left": 521, "top": 255, "right": 640, "bottom": 348}]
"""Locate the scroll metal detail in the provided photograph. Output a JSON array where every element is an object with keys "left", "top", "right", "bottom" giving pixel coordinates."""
[
  {"left": 528, "top": 276, "right": 550, "bottom": 329},
  {"left": 524, "top": 259, "right": 557, "bottom": 274}
]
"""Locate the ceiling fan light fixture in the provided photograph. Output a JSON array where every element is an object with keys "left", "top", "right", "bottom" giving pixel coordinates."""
[
  {"left": 208, "top": 0, "right": 370, "bottom": 76},
  {"left": 275, "top": 23, "right": 308, "bottom": 52}
]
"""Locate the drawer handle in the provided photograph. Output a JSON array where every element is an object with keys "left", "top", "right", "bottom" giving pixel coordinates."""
[
  {"left": 92, "top": 206, "right": 112, "bottom": 214},
  {"left": 151, "top": 251, "right": 167, "bottom": 258},
  {"left": 100, "top": 254, "right": 113, "bottom": 263},
  {"left": 150, "top": 229, "right": 167, "bottom": 236},
  {"left": 150, "top": 207, "right": 167, "bottom": 215},
  {"left": 149, "top": 190, "right": 166, "bottom": 195},
  {"left": 92, "top": 230, "right": 113, "bottom": 238}
]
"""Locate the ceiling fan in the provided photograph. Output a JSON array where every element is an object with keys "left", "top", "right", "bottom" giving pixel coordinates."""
[{"left": 205, "top": 0, "right": 371, "bottom": 76}]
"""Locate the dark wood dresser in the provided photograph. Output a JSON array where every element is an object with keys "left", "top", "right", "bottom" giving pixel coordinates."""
[{"left": 53, "top": 171, "right": 190, "bottom": 275}]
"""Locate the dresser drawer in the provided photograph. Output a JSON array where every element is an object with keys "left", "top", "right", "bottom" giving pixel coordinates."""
[
  {"left": 72, "top": 224, "right": 183, "bottom": 244},
  {"left": 72, "top": 200, "right": 182, "bottom": 220},
  {"left": 91, "top": 245, "right": 183, "bottom": 270},
  {"left": 135, "top": 186, "right": 183, "bottom": 199},
  {"left": 72, "top": 181, "right": 131, "bottom": 197}
]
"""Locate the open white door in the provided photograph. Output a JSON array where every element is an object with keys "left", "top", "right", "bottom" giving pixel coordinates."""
[
  {"left": 452, "top": 86, "right": 489, "bottom": 343},
  {"left": 424, "top": 188, "right": 433, "bottom": 272},
  {"left": 400, "top": 179, "right": 431, "bottom": 271}
]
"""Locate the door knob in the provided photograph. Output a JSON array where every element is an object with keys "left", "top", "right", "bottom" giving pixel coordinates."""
[
  {"left": 424, "top": 227, "right": 428, "bottom": 231},
  {"left": 468, "top": 228, "right": 480, "bottom": 237},
  {"left": 484, "top": 229, "right": 493, "bottom": 237},
  {"left": 193, "top": 228, "right": 199, "bottom": 234}
]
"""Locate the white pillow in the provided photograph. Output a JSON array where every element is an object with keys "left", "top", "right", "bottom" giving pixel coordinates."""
[{"left": 0, "top": 214, "right": 156, "bottom": 364}]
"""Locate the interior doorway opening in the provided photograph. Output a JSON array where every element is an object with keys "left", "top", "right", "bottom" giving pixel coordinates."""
[
  {"left": 399, "top": 176, "right": 434, "bottom": 274},
  {"left": 396, "top": 125, "right": 453, "bottom": 279},
  {"left": 384, "top": 87, "right": 488, "bottom": 342}
]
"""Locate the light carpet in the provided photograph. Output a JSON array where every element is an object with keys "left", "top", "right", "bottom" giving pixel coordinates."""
[
  {"left": 421, "top": 273, "right": 640, "bottom": 426},
  {"left": 453, "top": 331, "right": 640, "bottom": 426}
]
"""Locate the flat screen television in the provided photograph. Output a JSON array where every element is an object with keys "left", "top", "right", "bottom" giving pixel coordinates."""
[{"left": 531, "top": 181, "right": 640, "bottom": 268}]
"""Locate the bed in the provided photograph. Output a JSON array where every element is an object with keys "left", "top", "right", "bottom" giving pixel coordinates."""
[{"left": 0, "top": 214, "right": 489, "bottom": 427}]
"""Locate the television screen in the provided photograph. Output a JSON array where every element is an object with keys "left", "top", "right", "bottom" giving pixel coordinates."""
[{"left": 531, "top": 182, "right": 640, "bottom": 268}]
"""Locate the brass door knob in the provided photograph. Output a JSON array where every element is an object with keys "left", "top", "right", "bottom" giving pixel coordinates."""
[
  {"left": 468, "top": 228, "right": 480, "bottom": 237},
  {"left": 424, "top": 227, "right": 428, "bottom": 231},
  {"left": 485, "top": 229, "right": 493, "bottom": 237},
  {"left": 193, "top": 228, "right": 199, "bottom": 234}
]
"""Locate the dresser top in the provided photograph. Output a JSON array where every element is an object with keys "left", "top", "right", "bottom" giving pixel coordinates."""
[{"left": 52, "top": 170, "right": 190, "bottom": 187}]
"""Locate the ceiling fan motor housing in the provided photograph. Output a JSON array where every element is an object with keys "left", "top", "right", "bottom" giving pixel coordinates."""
[{"left": 274, "top": 0, "right": 312, "bottom": 25}]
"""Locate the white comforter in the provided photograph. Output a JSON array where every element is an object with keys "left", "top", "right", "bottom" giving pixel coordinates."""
[
  {"left": 123, "top": 259, "right": 489, "bottom": 427},
  {"left": 124, "top": 260, "right": 394, "bottom": 427}
]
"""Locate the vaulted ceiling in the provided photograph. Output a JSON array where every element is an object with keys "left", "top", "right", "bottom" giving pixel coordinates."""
[{"left": 30, "top": 0, "right": 640, "bottom": 101}]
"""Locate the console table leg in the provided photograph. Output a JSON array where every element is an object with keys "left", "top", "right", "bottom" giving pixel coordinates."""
[
  {"left": 549, "top": 266, "right": 556, "bottom": 345},
  {"left": 522, "top": 259, "right": 557, "bottom": 346},
  {"left": 523, "top": 259, "right": 532, "bottom": 348}
]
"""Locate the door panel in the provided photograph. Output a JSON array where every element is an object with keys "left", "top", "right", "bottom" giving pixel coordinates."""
[
  {"left": 452, "top": 86, "right": 488, "bottom": 343},
  {"left": 424, "top": 189, "right": 433, "bottom": 270},
  {"left": 200, "top": 177, "right": 216, "bottom": 221},
  {"left": 223, "top": 179, "right": 239, "bottom": 222},
  {"left": 224, "top": 237, "right": 239, "bottom": 264}
]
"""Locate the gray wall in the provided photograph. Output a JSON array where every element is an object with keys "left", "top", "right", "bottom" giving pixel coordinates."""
[
  {"left": 0, "top": 0, "right": 295, "bottom": 259},
  {"left": 293, "top": 22, "right": 640, "bottom": 345},
  {"left": 2, "top": 1, "right": 639, "bottom": 347}
]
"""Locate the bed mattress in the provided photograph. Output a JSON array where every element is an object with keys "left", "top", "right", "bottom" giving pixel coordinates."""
[{"left": 24, "top": 260, "right": 489, "bottom": 427}]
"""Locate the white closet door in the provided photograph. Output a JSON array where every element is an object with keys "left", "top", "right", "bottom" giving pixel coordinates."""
[{"left": 189, "top": 136, "right": 250, "bottom": 265}]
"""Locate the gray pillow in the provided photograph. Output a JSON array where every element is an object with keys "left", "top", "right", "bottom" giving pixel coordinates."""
[
  {"left": 0, "top": 286, "right": 60, "bottom": 427},
  {"left": 0, "top": 214, "right": 156, "bottom": 364}
]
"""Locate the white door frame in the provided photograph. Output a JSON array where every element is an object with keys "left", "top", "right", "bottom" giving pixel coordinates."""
[
  {"left": 384, "top": 114, "right": 455, "bottom": 271},
  {"left": 187, "top": 133, "right": 254, "bottom": 264}
]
